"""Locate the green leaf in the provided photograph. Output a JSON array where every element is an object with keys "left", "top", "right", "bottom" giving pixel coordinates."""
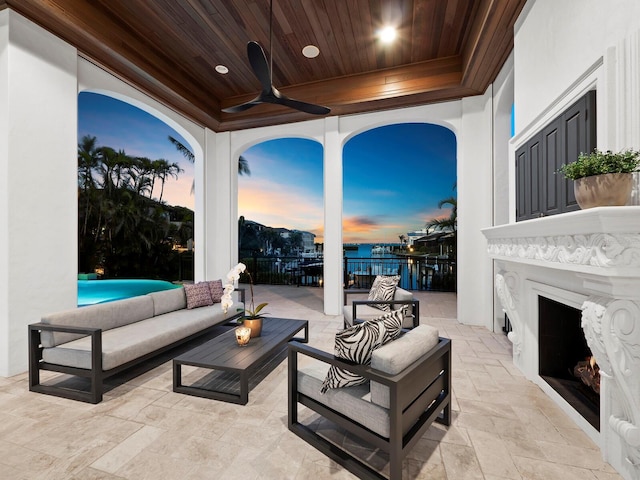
[{"left": 253, "top": 303, "right": 268, "bottom": 314}]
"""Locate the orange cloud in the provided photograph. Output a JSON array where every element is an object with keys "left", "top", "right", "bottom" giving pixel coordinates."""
[
  {"left": 239, "top": 177, "right": 323, "bottom": 234},
  {"left": 420, "top": 207, "right": 452, "bottom": 223},
  {"left": 342, "top": 216, "right": 408, "bottom": 243}
]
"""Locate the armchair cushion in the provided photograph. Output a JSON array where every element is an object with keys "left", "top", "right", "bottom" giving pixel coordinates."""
[
  {"left": 298, "top": 365, "right": 391, "bottom": 437},
  {"left": 320, "top": 309, "right": 403, "bottom": 393},
  {"left": 343, "top": 287, "right": 417, "bottom": 329},
  {"left": 367, "top": 275, "right": 400, "bottom": 311},
  {"left": 370, "top": 324, "right": 440, "bottom": 408}
]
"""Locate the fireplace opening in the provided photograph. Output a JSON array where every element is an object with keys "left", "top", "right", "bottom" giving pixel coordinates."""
[{"left": 538, "top": 296, "right": 600, "bottom": 431}]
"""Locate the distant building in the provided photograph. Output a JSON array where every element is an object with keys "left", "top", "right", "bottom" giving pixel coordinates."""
[{"left": 406, "top": 228, "right": 430, "bottom": 247}]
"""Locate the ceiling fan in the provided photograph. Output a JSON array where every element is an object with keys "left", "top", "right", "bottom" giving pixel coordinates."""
[{"left": 221, "top": 0, "right": 330, "bottom": 116}]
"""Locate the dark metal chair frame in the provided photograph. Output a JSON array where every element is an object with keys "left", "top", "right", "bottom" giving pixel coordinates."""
[
  {"left": 343, "top": 289, "right": 420, "bottom": 329},
  {"left": 288, "top": 336, "right": 451, "bottom": 480}
]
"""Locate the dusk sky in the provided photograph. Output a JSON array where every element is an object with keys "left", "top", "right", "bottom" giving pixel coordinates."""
[
  {"left": 79, "top": 93, "right": 456, "bottom": 244},
  {"left": 78, "top": 92, "right": 194, "bottom": 209}
]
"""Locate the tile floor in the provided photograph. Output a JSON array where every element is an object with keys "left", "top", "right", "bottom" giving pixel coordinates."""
[{"left": 0, "top": 285, "right": 621, "bottom": 479}]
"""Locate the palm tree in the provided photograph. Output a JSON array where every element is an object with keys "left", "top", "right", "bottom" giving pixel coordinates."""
[
  {"left": 425, "top": 184, "right": 457, "bottom": 258},
  {"left": 425, "top": 196, "right": 457, "bottom": 233},
  {"left": 153, "top": 159, "right": 183, "bottom": 203},
  {"left": 168, "top": 135, "right": 194, "bottom": 163},
  {"left": 78, "top": 135, "right": 99, "bottom": 192},
  {"left": 425, "top": 182, "right": 457, "bottom": 233},
  {"left": 398, "top": 234, "right": 406, "bottom": 250},
  {"left": 238, "top": 154, "right": 251, "bottom": 176}
]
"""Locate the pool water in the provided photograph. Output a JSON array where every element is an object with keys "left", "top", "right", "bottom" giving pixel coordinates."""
[{"left": 78, "top": 279, "right": 181, "bottom": 306}]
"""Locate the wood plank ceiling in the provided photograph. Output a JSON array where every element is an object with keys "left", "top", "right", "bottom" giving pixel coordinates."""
[{"left": 1, "top": 0, "right": 526, "bottom": 132}]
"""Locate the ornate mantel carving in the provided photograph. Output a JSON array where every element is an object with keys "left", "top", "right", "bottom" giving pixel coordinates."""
[
  {"left": 487, "top": 233, "right": 640, "bottom": 268},
  {"left": 583, "top": 298, "right": 640, "bottom": 474},
  {"left": 495, "top": 272, "right": 522, "bottom": 358}
]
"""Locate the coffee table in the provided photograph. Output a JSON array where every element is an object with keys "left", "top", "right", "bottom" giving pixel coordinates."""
[{"left": 173, "top": 317, "right": 308, "bottom": 404}]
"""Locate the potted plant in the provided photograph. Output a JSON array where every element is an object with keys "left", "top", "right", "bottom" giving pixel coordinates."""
[
  {"left": 221, "top": 262, "right": 268, "bottom": 337},
  {"left": 557, "top": 149, "right": 640, "bottom": 208}
]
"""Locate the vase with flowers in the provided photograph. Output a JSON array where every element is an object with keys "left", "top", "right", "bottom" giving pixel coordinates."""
[{"left": 221, "top": 262, "right": 269, "bottom": 337}]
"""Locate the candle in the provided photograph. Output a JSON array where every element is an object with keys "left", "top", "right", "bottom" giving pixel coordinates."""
[{"left": 235, "top": 326, "right": 251, "bottom": 346}]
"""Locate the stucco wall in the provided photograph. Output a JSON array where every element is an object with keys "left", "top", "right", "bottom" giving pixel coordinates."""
[
  {"left": 0, "top": 11, "right": 10, "bottom": 377},
  {"left": 515, "top": 0, "right": 640, "bottom": 132},
  {"left": 0, "top": 11, "right": 78, "bottom": 376}
]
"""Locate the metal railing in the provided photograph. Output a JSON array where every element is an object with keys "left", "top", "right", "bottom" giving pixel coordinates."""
[
  {"left": 344, "top": 255, "right": 456, "bottom": 291},
  {"left": 239, "top": 254, "right": 456, "bottom": 292}
]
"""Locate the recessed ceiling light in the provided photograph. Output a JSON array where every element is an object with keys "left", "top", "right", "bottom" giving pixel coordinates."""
[
  {"left": 302, "top": 45, "right": 320, "bottom": 58},
  {"left": 215, "top": 65, "right": 229, "bottom": 74},
  {"left": 377, "top": 26, "right": 397, "bottom": 44}
]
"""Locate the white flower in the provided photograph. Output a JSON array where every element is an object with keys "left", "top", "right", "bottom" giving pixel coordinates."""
[{"left": 221, "top": 263, "right": 246, "bottom": 313}]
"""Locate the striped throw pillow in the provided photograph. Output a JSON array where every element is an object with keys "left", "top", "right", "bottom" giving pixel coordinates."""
[
  {"left": 320, "top": 309, "right": 404, "bottom": 393},
  {"left": 368, "top": 275, "right": 400, "bottom": 311}
]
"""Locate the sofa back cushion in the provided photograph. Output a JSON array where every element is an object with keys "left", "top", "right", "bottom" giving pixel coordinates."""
[
  {"left": 148, "top": 287, "right": 186, "bottom": 316},
  {"left": 40, "top": 295, "right": 154, "bottom": 348},
  {"left": 370, "top": 324, "right": 440, "bottom": 408}
]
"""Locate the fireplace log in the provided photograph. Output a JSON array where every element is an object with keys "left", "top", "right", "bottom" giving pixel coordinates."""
[{"left": 574, "top": 359, "right": 600, "bottom": 394}]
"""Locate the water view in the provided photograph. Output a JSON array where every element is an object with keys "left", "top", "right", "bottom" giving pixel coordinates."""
[{"left": 243, "top": 243, "right": 456, "bottom": 292}]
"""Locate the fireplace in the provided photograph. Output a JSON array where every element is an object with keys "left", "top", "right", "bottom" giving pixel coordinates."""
[
  {"left": 538, "top": 296, "right": 599, "bottom": 431},
  {"left": 483, "top": 206, "right": 640, "bottom": 480}
]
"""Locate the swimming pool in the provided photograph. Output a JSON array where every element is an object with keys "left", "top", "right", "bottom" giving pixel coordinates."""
[{"left": 78, "top": 279, "right": 181, "bottom": 306}]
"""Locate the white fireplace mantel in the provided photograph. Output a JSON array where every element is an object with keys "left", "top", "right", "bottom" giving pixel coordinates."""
[{"left": 482, "top": 207, "right": 640, "bottom": 480}]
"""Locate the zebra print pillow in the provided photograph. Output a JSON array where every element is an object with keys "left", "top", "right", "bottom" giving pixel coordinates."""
[
  {"left": 320, "top": 309, "right": 404, "bottom": 393},
  {"left": 368, "top": 275, "right": 400, "bottom": 311}
]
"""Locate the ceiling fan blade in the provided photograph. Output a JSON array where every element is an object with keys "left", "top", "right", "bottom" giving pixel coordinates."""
[
  {"left": 276, "top": 94, "right": 331, "bottom": 115},
  {"left": 221, "top": 94, "right": 263, "bottom": 113},
  {"left": 247, "top": 41, "right": 272, "bottom": 93}
]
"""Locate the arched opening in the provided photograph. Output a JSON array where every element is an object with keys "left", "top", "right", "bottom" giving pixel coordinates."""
[
  {"left": 77, "top": 92, "right": 196, "bottom": 303},
  {"left": 342, "top": 122, "right": 457, "bottom": 291},
  {"left": 237, "top": 137, "right": 324, "bottom": 285}
]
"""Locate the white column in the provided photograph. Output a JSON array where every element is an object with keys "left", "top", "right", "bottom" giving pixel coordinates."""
[
  {"left": 458, "top": 89, "right": 494, "bottom": 328},
  {"left": 202, "top": 129, "right": 235, "bottom": 281},
  {"left": 0, "top": 11, "right": 78, "bottom": 376},
  {"left": 323, "top": 117, "right": 342, "bottom": 315}
]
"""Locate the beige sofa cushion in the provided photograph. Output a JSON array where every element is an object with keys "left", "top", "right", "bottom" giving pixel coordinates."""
[
  {"left": 41, "top": 302, "right": 243, "bottom": 370},
  {"left": 40, "top": 295, "right": 154, "bottom": 348},
  {"left": 148, "top": 287, "right": 186, "bottom": 316}
]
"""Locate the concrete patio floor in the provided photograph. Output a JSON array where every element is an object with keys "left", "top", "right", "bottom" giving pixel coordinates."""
[{"left": 0, "top": 285, "right": 621, "bottom": 479}]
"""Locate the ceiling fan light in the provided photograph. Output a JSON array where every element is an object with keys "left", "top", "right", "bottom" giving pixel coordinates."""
[
  {"left": 215, "top": 64, "right": 229, "bottom": 74},
  {"left": 302, "top": 45, "right": 320, "bottom": 58},
  {"left": 377, "top": 26, "right": 397, "bottom": 44}
]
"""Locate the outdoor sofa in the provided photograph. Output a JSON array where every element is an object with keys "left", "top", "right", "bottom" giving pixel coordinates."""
[{"left": 29, "top": 284, "right": 244, "bottom": 403}]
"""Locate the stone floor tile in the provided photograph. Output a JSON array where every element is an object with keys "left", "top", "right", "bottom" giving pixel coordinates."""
[
  {"left": 115, "top": 449, "right": 197, "bottom": 480},
  {"left": 90, "top": 425, "right": 164, "bottom": 474},
  {"left": 467, "top": 428, "right": 521, "bottom": 479},
  {"left": 536, "top": 439, "right": 615, "bottom": 470},
  {"left": 0, "top": 286, "right": 624, "bottom": 480},
  {"left": 512, "top": 454, "right": 598, "bottom": 480},
  {"left": 440, "top": 442, "right": 484, "bottom": 479}
]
